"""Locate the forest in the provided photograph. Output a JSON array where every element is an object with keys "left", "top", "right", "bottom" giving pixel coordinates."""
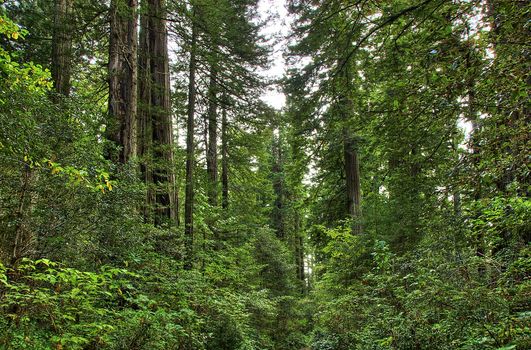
[{"left": 0, "top": 0, "right": 529, "bottom": 349}]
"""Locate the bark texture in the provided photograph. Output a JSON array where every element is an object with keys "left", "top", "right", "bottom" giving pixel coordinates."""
[
  {"left": 336, "top": 55, "right": 362, "bottom": 233},
  {"left": 138, "top": 6, "right": 154, "bottom": 222},
  {"left": 184, "top": 13, "right": 198, "bottom": 269},
  {"left": 109, "top": 0, "right": 138, "bottom": 163},
  {"left": 51, "top": 0, "right": 73, "bottom": 96},
  {"left": 272, "top": 134, "right": 284, "bottom": 239},
  {"left": 206, "top": 66, "right": 219, "bottom": 206},
  {"left": 343, "top": 133, "right": 361, "bottom": 232},
  {"left": 138, "top": 0, "right": 178, "bottom": 226},
  {"left": 221, "top": 99, "right": 229, "bottom": 209},
  {"left": 10, "top": 164, "right": 33, "bottom": 264},
  {"left": 340, "top": 66, "right": 362, "bottom": 233}
]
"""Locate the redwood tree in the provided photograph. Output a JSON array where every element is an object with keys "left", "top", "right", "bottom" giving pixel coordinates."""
[
  {"left": 138, "top": 0, "right": 178, "bottom": 226},
  {"left": 108, "top": 0, "right": 138, "bottom": 163}
]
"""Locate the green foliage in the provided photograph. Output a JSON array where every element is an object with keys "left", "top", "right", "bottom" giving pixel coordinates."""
[
  {"left": 0, "top": 11, "right": 51, "bottom": 91},
  {"left": 1, "top": 1, "right": 529, "bottom": 349},
  {"left": 0, "top": 259, "right": 129, "bottom": 349},
  {"left": 286, "top": 0, "right": 530, "bottom": 349},
  {"left": 310, "top": 234, "right": 530, "bottom": 349},
  {"left": 0, "top": 255, "right": 292, "bottom": 350}
]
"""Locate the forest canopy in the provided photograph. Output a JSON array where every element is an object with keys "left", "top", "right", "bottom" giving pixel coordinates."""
[{"left": 0, "top": 0, "right": 529, "bottom": 349}]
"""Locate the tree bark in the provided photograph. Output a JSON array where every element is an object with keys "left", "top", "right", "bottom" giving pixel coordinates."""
[
  {"left": 221, "top": 97, "right": 229, "bottom": 210},
  {"left": 138, "top": 0, "right": 178, "bottom": 226},
  {"left": 184, "top": 12, "right": 198, "bottom": 269},
  {"left": 295, "top": 215, "right": 305, "bottom": 293},
  {"left": 341, "top": 70, "right": 361, "bottom": 233},
  {"left": 51, "top": 0, "right": 73, "bottom": 96},
  {"left": 338, "top": 59, "right": 362, "bottom": 234},
  {"left": 138, "top": 4, "right": 154, "bottom": 222},
  {"left": 109, "top": 0, "right": 138, "bottom": 163},
  {"left": 343, "top": 132, "right": 362, "bottom": 233},
  {"left": 150, "top": 0, "right": 175, "bottom": 226},
  {"left": 10, "top": 163, "right": 33, "bottom": 264},
  {"left": 206, "top": 66, "right": 219, "bottom": 206},
  {"left": 272, "top": 132, "right": 284, "bottom": 239}
]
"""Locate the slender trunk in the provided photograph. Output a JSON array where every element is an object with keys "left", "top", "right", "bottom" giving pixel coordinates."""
[
  {"left": 289, "top": 112, "right": 306, "bottom": 292},
  {"left": 206, "top": 66, "right": 219, "bottom": 206},
  {"left": 184, "top": 13, "right": 198, "bottom": 269},
  {"left": 272, "top": 133, "right": 284, "bottom": 239},
  {"left": 299, "top": 235, "right": 305, "bottom": 291},
  {"left": 221, "top": 97, "right": 229, "bottom": 209},
  {"left": 295, "top": 213, "right": 305, "bottom": 293},
  {"left": 109, "top": 0, "right": 138, "bottom": 163},
  {"left": 203, "top": 111, "right": 208, "bottom": 162},
  {"left": 138, "top": 6, "right": 154, "bottom": 222},
  {"left": 51, "top": 0, "right": 73, "bottom": 96},
  {"left": 465, "top": 44, "right": 486, "bottom": 275},
  {"left": 10, "top": 163, "right": 33, "bottom": 264},
  {"left": 453, "top": 191, "right": 461, "bottom": 216},
  {"left": 453, "top": 142, "right": 462, "bottom": 218}
]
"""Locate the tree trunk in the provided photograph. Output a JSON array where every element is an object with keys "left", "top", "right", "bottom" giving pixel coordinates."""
[
  {"left": 221, "top": 98, "right": 229, "bottom": 210},
  {"left": 464, "top": 45, "right": 486, "bottom": 275},
  {"left": 294, "top": 214, "right": 305, "bottom": 293},
  {"left": 51, "top": 0, "right": 73, "bottom": 96},
  {"left": 272, "top": 132, "right": 284, "bottom": 239},
  {"left": 206, "top": 66, "right": 219, "bottom": 206},
  {"left": 343, "top": 132, "right": 362, "bottom": 233},
  {"left": 109, "top": 0, "right": 138, "bottom": 163},
  {"left": 10, "top": 163, "right": 33, "bottom": 264},
  {"left": 149, "top": 0, "right": 175, "bottom": 226},
  {"left": 138, "top": 5, "right": 154, "bottom": 223},
  {"left": 338, "top": 60, "right": 362, "bottom": 234},
  {"left": 138, "top": 0, "right": 178, "bottom": 226},
  {"left": 184, "top": 12, "right": 198, "bottom": 269}
]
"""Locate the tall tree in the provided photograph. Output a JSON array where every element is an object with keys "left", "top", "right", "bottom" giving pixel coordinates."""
[
  {"left": 221, "top": 96, "right": 229, "bottom": 209},
  {"left": 206, "top": 64, "right": 219, "bottom": 206},
  {"left": 138, "top": 1, "right": 154, "bottom": 221},
  {"left": 184, "top": 7, "right": 198, "bottom": 269},
  {"left": 338, "top": 67, "right": 362, "bottom": 234},
  {"left": 108, "top": 0, "right": 138, "bottom": 163},
  {"left": 138, "top": 0, "right": 178, "bottom": 226},
  {"left": 271, "top": 130, "right": 285, "bottom": 239},
  {"left": 51, "top": 0, "right": 73, "bottom": 96}
]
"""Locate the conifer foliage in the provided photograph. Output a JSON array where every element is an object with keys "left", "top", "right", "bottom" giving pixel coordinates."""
[{"left": 0, "top": 0, "right": 529, "bottom": 349}]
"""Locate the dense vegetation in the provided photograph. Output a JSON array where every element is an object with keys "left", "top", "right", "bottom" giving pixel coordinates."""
[{"left": 0, "top": 0, "right": 529, "bottom": 349}]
